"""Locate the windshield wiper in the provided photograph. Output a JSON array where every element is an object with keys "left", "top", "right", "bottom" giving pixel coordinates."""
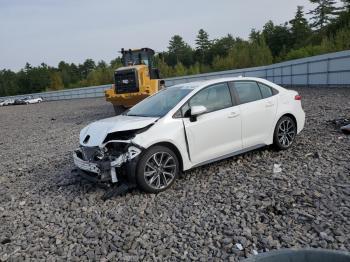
[{"left": 127, "top": 114, "right": 149, "bottom": 117}]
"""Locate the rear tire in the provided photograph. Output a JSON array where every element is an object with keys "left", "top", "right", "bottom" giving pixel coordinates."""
[
  {"left": 113, "top": 105, "right": 126, "bottom": 115},
  {"left": 136, "top": 146, "right": 179, "bottom": 193},
  {"left": 273, "top": 116, "right": 297, "bottom": 150}
]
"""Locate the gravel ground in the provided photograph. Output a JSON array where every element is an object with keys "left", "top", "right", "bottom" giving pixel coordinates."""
[{"left": 0, "top": 87, "right": 349, "bottom": 261}]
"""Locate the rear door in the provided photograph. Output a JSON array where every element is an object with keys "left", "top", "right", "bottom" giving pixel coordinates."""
[
  {"left": 231, "top": 81, "right": 277, "bottom": 148},
  {"left": 182, "top": 82, "right": 242, "bottom": 165}
]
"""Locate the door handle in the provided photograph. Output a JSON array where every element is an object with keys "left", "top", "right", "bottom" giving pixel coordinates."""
[{"left": 228, "top": 112, "right": 240, "bottom": 118}]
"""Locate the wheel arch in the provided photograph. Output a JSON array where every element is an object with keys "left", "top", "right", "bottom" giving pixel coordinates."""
[
  {"left": 147, "top": 142, "right": 184, "bottom": 172},
  {"left": 272, "top": 113, "right": 298, "bottom": 149},
  {"left": 279, "top": 113, "right": 297, "bottom": 130}
]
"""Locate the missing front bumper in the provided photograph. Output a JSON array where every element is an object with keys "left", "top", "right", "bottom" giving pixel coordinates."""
[
  {"left": 72, "top": 146, "right": 142, "bottom": 183},
  {"left": 73, "top": 151, "right": 100, "bottom": 173}
]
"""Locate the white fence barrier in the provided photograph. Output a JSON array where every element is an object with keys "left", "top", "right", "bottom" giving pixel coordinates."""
[{"left": 1, "top": 50, "right": 350, "bottom": 101}]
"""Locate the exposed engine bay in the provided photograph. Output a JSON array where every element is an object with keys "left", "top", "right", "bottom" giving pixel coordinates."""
[{"left": 73, "top": 115, "right": 157, "bottom": 186}]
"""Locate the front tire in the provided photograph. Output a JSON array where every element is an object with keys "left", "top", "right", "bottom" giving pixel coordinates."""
[
  {"left": 113, "top": 105, "right": 126, "bottom": 115},
  {"left": 136, "top": 146, "right": 179, "bottom": 193},
  {"left": 273, "top": 116, "right": 297, "bottom": 150}
]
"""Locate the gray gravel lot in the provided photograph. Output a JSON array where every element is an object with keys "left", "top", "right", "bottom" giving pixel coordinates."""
[{"left": 0, "top": 87, "right": 349, "bottom": 261}]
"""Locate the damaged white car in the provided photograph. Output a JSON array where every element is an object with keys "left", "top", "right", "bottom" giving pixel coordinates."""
[{"left": 73, "top": 77, "right": 305, "bottom": 193}]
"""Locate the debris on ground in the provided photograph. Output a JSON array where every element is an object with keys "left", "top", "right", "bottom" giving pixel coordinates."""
[
  {"left": 273, "top": 164, "right": 282, "bottom": 173},
  {"left": 340, "top": 124, "right": 350, "bottom": 134},
  {"left": 306, "top": 152, "right": 321, "bottom": 158},
  {"left": 330, "top": 117, "right": 350, "bottom": 134},
  {"left": 329, "top": 117, "right": 350, "bottom": 134},
  {"left": 305, "top": 153, "right": 313, "bottom": 157},
  {"left": 236, "top": 243, "right": 244, "bottom": 251},
  {"left": 330, "top": 118, "right": 350, "bottom": 128},
  {"left": 0, "top": 88, "right": 349, "bottom": 261}
]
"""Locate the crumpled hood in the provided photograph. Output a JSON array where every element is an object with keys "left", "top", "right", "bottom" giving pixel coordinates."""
[{"left": 80, "top": 115, "right": 159, "bottom": 147}]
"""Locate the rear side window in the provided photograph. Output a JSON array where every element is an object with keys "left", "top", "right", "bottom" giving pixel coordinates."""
[
  {"left": 234, "top": 81, "right": 262, "bottom": 104},
  {"left": 258, "top": 83, "right": 273, "bottom": 98},
  {"left": 189, "top": 83, "right": 232, "bottom": 113}
]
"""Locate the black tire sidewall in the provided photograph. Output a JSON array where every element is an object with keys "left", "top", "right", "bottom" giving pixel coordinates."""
[
  {"left": 136, "top": 145, "right": 179, "bottom": 193},
  {"left": 273, "top": 116, "right": 296, "bottom": 150}
]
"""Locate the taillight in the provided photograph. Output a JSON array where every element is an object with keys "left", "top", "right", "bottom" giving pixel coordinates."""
[{"left": 295, "top": 95, "right": 302, "bottom": 100}]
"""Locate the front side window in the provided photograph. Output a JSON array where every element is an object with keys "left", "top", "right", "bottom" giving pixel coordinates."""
[
  {"left": 188, "top": 83, "right": 232, "bottom": 113},
  {"left": 234, "top": 81, "right": 262, "bottom": 104}
]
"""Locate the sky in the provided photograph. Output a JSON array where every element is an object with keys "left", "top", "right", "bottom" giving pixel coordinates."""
[{"left": 0, "top": 0, "right": 316, "bottom": 71}]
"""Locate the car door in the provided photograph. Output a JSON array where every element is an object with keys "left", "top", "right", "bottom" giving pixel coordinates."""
[
  {"left": 231, "top": 81, "right": 277, "bottom": 148},
  {"left": 182, "top": 82, "right": 242, "bottom": 165}
]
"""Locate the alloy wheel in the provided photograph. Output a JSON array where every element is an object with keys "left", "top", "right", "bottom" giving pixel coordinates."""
[
  {"left": 144, "top": 152, "right": 177, "bottom": 190},
  {"left": 277, "top": 119, "right": 296, "bottom": 147}
]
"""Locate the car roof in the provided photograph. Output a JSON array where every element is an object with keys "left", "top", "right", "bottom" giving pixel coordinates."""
[{"left": 170, "top": 77, "right": 281, "bottom": 91}]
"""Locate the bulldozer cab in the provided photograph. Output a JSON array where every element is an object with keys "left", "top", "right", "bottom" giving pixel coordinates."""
[{"left": 121, "top": 48, "right": 160, "bottom": 79}]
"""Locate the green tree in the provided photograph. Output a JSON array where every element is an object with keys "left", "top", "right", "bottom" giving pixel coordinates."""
[
  {"left": 341, "top": 0, "right": 350, "bottom": 10},
  {"left": 324, "top": 4, "right": 350, "bottom": 36},
  {"left": 212, "top": 38, "right": 273, "bottom": 72},
  {"left": 157, "top": 59, "right": 175, "bottom": 78},
  {"left": 209, "top": 34, "right": 237, "bottom": 63},
  {"left": 166, "top": 35, "right": 194, "bottom": 67},
  {"left": 188, "top": 62, "right": 201, "bottom": 75},
  {"left": 82, "top": 67, "right": 114, "bottom": 86},
  {"left": 79, "top": 59, "right": 96, "bottom": 78},
  {"left": 290, "top": 6, "right": 312, "bottom": 48},
  {"left": 308, "top": 0, "right": 338, "bottom": 30},
  {"left": 174, "top": 62, "right": 187, "bottom": 76},
  {"left": 97, "top": 60, "right": 107, "bottom": 68},
  {"left": 333, "top": 26, "right": 350, "bottom": 50},
  {"left": 262, "top": 21, "right": 293, "bottom": 58},
  {"left": 250, "top": 38, "right": 273, "bottom": 66},
  {"left": 110, "top": 57, "right": 123, "bottom": 69},
  {"left": 195, "top": 29, "right": 211, "bottom": 50},
  {"left": 249, "top": 29, "right": 261, "bottom": 43},
  {"left": 195, "top": 29, "right": 212, "bottom": 64},
  {"left": 0, "top": 70, "right": 19, "bottom": 96},
  {"left": 58, "top": 61, "right": 71, "bottom": 87},
  {"left": 16, "top": 63, "right": 51, "bottom": 94},
  {"left": 49, "top": 72, "right": 64, "bottom": 90}
]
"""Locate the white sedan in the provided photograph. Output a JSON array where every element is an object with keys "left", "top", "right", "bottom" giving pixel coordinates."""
[
  {"left": 73, "top": 77, "right": 305, "bottom": 193},
  {"left": 0, "top": 99, "right": 15, "bottom": 106},
  {"left": 25, "top": 96, "right": 43, "bottom": 104}
]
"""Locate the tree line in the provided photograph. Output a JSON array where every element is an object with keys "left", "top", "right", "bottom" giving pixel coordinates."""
[{"left": 1, "top": 0, "right": 350, "bottom": 97}]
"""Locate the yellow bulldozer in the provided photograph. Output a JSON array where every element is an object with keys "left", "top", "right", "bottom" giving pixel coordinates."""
[{"left": 105, "top": 48, "right": 164, "bottom": 114}]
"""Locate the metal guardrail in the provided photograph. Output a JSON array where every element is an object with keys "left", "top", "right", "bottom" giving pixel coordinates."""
[{"left": 1, "top": 50, "right": 350, "bottom": 101}]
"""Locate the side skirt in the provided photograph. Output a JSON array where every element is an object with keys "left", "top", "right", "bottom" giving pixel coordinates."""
[{"left": 190, "top": 144, "right": 266, "bottom": 170}]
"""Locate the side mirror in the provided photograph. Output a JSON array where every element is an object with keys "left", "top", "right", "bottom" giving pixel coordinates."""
[
  {"left": 190, "top": 105, "right": 207, "bottom": 122},
  {"left": 159, "top": 80, "right": 165, "bottom": 89}
]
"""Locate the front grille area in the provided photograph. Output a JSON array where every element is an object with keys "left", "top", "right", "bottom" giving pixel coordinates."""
[
  {"left": 115, "top": 69, "right": 139, "bottom": 94},
  {"left": 80, "top": 146, "right": 101, "bottom": 161}
]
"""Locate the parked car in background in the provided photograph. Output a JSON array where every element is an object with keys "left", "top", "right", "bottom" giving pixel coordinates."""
[
  {"left": 14, "top": 99, "right": 27, "bottom": 105},
  {"left": 1, "top": 99, "right": 15, "bottom": 106},
  {"left": 73, "top": 77, "right": 305, "bottom": 193},
  {"left": 25, "top": 96, "right": 43, "bottom": 104}
]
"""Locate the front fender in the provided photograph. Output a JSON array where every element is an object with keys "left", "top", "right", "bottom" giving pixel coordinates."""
[{"left": 132, "top": 134, "right": 191, "bottom": 171}]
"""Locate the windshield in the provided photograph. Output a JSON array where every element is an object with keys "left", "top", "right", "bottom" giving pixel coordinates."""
[
  {"left": 125, "top": 86, "right": 194, "bottom": 117},
  {"left": 124, "top": 52, "right": 150, "bottom": 66}
]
